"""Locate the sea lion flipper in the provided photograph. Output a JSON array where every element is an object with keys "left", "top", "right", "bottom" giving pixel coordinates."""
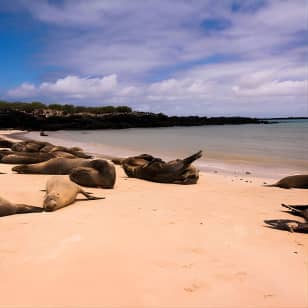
[
  {"left": 15, "top": 204, "right": 44, "bottom": 214},
  {"left": 182, "top": 150, "right": 202, "bottom": 165},
  {"left": 281, "top": 203, "right": 302, "bottom": 214},
  {"left": 80, "top": 190, "right": 105, "bottom": 200}
]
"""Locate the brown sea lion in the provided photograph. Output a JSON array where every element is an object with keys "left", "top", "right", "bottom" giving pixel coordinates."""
[
  {"left": 11, "top": 140, "right": 92, "bottom": 158},
  {"left": 44, "top": 176, "right": 105, "bottom": 212},
  {"left": 0, "top": 196, "right": 43, "bottom": 217},
  {"left": 1, "top": 152, "right": 54, "bottom": 164},
  {"left": 281, "top": 204, "right": 308, "bottom": 221},
  {"left": 264, "top": 203, "right": 308, "bottom": 233},
  {"left": 11, "top": 140, "right": 49, "bottom": 152},
  {"left": 12, "top": 157, "right": 90, "bottom": 174},
  {"left": 266, "top": 175, "right": 308, "bottom": 189},
  {"left": 0, "top": 138, "right": 14, "bottom": 148},
  {"left": 264, "top": 219, "right": 308, "bottom": 233},
  {"left": 12, "top": 157, "right": 116, "bottom": 188},
  {"left": 121, "top": 151, "right": 202, "bottom": 184},
  {"left": 69, "top": 159, "right": 116, "bottom": 188},
  {"left": 0, "top": 149, "right": 12, "bottom": 159}
]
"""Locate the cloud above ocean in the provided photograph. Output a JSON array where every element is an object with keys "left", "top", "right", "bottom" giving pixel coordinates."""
[{"left": 1, "top": 0, "right": 307, "bottom": 116}]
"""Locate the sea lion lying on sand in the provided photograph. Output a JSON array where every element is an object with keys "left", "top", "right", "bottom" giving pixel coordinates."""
[
  {"left": 265, "top": 175, "right": 308, "bottom": 189},
  {"left": 281, "top": 204, "right": 308, "bottom": 221},
  {"left": 70, "top": 159, "right": 116, "bottom": 188},
  {"left": 0, "top": 137, "right": 14, "bottom": 148},
  {"left": 11, "top": 140, "right": 48, "bottom": 152},
  {"left": 0, "top": 150, "right": 75, "bottom": 164},
  {"left": 0, "top": 196, "right": 43, "bottom": 217},
  {"left": 264, "top": 204, "right": 308, "bottom": 233},
  {"left": 44, "top": 176, "right": 105, "bottom": 212},
  {"left": 1, "top": 152, "right": 54, "bottom": 164},
  {"left": 12, "top": 158, "right": 116, "bottom": 188},
  {"left": 11, "top": 140, "right": 92, "bottom": 159},
  {"left": 118, "top": 151, "right": 202, "bottom": 184},
  {"left": 264, "top": 219, "right": 308, "bottom": 233},
  {"left": 12, "top": 158, "right": 92, "bottom": 174}
]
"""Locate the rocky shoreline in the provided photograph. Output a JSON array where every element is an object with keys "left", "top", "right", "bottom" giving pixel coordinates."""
[{"left": 0, "top": 109, "right": 269, "bottom": 130}]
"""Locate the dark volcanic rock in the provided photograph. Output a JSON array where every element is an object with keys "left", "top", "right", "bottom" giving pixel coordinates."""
[{"left": 0, "top": 110, "right": 269, "bottom": 131}]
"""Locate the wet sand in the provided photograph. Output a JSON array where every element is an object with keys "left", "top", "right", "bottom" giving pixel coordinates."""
[{"left": 0, "top": 130, "right": 307, "bottom": 307}]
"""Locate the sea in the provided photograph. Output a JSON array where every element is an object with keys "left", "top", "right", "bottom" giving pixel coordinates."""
[{"left": 27, "top": 119, "right": 308, "bottom": 179}]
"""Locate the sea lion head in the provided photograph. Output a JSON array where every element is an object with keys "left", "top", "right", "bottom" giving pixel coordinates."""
[{"left": 43, "top": 193, "right": 60, "bottom": 212}]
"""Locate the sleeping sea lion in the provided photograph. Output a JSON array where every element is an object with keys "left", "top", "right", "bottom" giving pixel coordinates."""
[
  {"left": 281, "top": 204, "right": 308, "bottom": 221},
  {"left": 11, "top": 140, "right": 49, "bottom": 152},
  {"left": 121, "top": 151, "right": 202, "bottom": 184},
  {"left": 264, "top": 203, "right": 308, "bottom": 233},
  {"left": 264, "top": 219, "right": 308, "bottom": 233},
  {"left": 69, "top": 159, "right": 116, "bottom": 188},
  {"left": 0, "top": 138, "right": 14, "bottom": 148},
  {"left": 0, "top": 196, "right": 43, "bottom": 217},
  {"left": 11, "top": 140, "right": 92, "bottom": 159},
  {"left": 12, "top": 157, "right": 90, "bottom": 174},
  {"left": 48, "top": 146, "right": 92, "bottom": 159},
  {"left": 43, "top": 176, "right": 105, "bottom": 212},
  {"left": 1, "top": 152, "right": 54, "bottom": 164},
  {"left": 266, "top": 175, "right": 308, "bottom": 189},
  {"left": 12, "top": 158, "right": 116, "bottom": 187}
]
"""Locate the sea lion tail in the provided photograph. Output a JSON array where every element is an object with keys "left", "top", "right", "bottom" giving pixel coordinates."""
[
  {"left": 15, "top": 204, "right": 44, "bottom": 214},
  {"left": 182, "top": 150, "right": 202, "bottom": 165}
]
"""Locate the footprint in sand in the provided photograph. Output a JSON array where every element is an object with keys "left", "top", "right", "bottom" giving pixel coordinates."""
[
  {"left": 191, "top": 248, "right": 204, "bottom": 254},
  {"left": 181, "top": 263, "right": 193, "bottom": 269},
  {"left": 184, "top": 283, "right": 200, "bottom": 293}
]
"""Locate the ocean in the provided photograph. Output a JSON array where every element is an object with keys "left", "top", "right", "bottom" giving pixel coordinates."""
[{"left": 27, "top": 119, "right": 308, "bottom": 179}]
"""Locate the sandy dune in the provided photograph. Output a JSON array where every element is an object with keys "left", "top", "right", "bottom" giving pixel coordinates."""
[{"left": 0, "top": 131, "right": 307, "bottom": 307}]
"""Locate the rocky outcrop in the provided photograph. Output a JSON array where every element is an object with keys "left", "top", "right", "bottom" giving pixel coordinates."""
[{"left": 0, "top": 109, "right": 268, "bottom": 131}]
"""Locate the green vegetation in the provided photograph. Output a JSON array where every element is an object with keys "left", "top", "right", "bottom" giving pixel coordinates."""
[{"left": 0, "top": 100, "right": 133, "bottom": 114}]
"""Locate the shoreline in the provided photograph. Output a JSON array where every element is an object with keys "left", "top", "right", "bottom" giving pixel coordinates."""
[
  {"left": 13, "top": 129, "right": 308, "bottom": 181},
  {"left": 0, "top": 130, "right": 307, "bottom": 307}
]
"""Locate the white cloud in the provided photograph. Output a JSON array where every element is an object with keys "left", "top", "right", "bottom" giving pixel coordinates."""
[
  {"left": 3, "top": 0, "right": 308, "bottom": 117},
  {"left": 8, "top": 75, "right": 119, "bottom": 99},
  {"left": 232, "top": 80, "right": 307, "bottom": 96},
  {"left": 7, "top": 83, "right": 36, "bottom": 98}
]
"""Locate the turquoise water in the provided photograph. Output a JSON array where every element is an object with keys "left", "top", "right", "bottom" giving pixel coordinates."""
[{"left": 27, "top": 120, "right": 308, "bottom": 178}]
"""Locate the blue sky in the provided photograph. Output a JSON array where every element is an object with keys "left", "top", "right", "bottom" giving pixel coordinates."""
[{"left": 1, "top": 0, "right": 307, "bottom": 116}]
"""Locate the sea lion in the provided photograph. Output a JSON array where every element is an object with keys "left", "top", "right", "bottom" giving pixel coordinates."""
[
  {"left": 11, "top": 140, "right": 49, "bottom": 152},
  {"left": 0, "top": 149, "right": 12, "bottom": 159},
  {"left": 11, "top": 140, "right": 92, "bottom": 159},
  {"left": 43, "top": 176, "right": 105, "bottom": 212},
  {"left": 264, "top": 203, "right": 308, "bottom": 233},
  {"left": 69, "top": 159, "right": 116, "bottom": 188},
  {"left": 12, "top": 157, "right": 116, "bottom": 188},
  {"left": 0, "top": 196, "right": 43, "bottom": 217},
  {"left": 12, "top": 157, "right": 90, "bottom": 174},
  {"left": 121, "top": 151, "right": 202, "bottom": 184},
  {"left": 1, "top": 152, "right": 54, "bottom": 164},
  {"left": 281, "top": 204, "right": 308, "bottom": 221},
  {"left": 266, "top": 175, "right": 308, "bottom": 189},
  {"left": 0, "top": 138, "right": 14, "bottom": 148},
  {"left": 264, "top": 219, "right": 308, "bottom": 233}
]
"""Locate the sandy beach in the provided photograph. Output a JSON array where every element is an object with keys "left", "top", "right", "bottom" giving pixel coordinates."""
[{"left": 0, "top": 130, "right": 307, "bottom": 308}]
